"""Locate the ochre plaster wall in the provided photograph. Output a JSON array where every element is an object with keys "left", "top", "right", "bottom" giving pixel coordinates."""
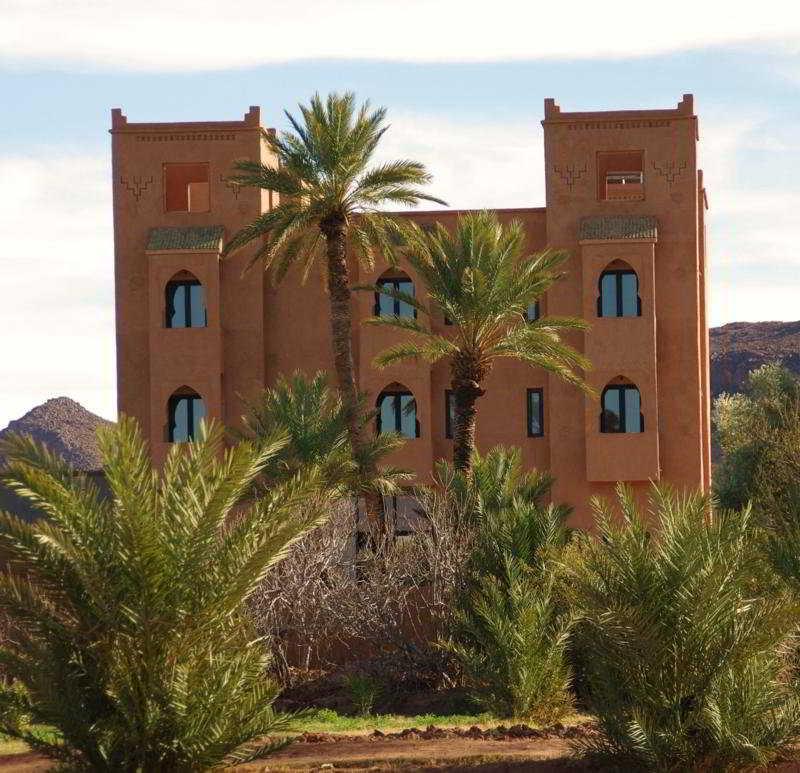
[{"left": 111, "top": 96, "right": 709, "bottom": 528}]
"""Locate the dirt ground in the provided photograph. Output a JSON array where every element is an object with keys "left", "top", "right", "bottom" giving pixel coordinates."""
[
  {"left": 4, "top": 725, "right": 800, "bottom": 772},
  {"left": 0, "top": 725, "right": 593, "bottom": 772},
  {"left": 237, "top": 735, "right": 584, "bottom": 771}
]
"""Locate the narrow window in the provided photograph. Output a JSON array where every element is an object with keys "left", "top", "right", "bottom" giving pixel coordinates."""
[
  {"left": 527, "top": 388, "right": 544, "bottom": 437},
  {"left": 166, "top": 278, "right": 207, "bottom": 328},
  {"left": 526, "top": 301, "right": 540, "bottom": 322},
  {"left": 164, "top": 162, "right": 210, "bottom": 213},
  {"left": 375, "top": 272, "right": 416, "bottom": 319},
  {"left": 445, "top": 389, "right": 456, "bottom": 439},
  {"left": 168, "top": 391, "right": 205, "bottom": 442},
  {"left": 601, "top": 384, "right": 643, "bottom": 433},
  {"left": 598, "top": 269, "right": 641, "bottom": 318},
  {"left": 376, "top": 389, "right": 419, "bottom": 438}
]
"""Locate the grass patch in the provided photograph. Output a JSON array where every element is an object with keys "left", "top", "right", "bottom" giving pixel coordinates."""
[
  {"left": 287, "top": 708, "right": 497, "bottom": 734},
  {"left": 286, "top": 708, "right": 591, "bottom": 734},
  {"left": 0, "top": 725, "right": 59, "bottom": 756}
]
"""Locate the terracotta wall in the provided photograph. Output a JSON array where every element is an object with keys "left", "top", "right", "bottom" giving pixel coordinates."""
[{"left": 111, "top": 96, "right": 710, "bottom": 526}]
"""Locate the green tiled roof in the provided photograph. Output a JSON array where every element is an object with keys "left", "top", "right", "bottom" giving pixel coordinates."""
[
  {"left": 579, "top": 215, "right": 657, "bottom": 241},
  {"left": 146, "top": 226, "right": 225, "bottom": 252}
]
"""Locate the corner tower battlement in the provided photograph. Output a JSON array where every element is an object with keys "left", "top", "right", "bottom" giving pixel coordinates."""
[{"left": 110, "top": 105, "right": 264, "bottom": 133}]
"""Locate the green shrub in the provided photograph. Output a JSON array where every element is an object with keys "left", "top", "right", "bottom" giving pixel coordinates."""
[
  {"left": 568, "top": 484, "right": 800, "bottom": 771},
  {"left": 343, "top": 674, "right": 382, "bottom": 716},
  {"left": 440, "top": 447, "right": 573, "bottom": 721},
  {"left": 714, "top": 362, "right": 800, "bottom": 519},
  {"left": 0, "top": 417, "right": 329, "bottom": 770}
]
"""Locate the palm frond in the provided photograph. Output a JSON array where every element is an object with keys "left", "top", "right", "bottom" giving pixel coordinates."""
[{"left": 0, "top": 415, "right": 325, "bottom": 768}]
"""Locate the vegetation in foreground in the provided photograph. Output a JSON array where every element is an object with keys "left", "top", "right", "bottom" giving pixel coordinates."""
[
  {"left": 0, "top": 418, "right": 331, "bottom": 771},
  {"left": 239, "top": 370, "right": 410, "bottom": 520},
  {"left": 567, "top": 484, "right": 800, "bottom": 771},
  {"left": 714, "top": 362, "right": 800, "bottom": 521},
  {"left": 439, "top": 449, "right": 573, "bottom": 721}
]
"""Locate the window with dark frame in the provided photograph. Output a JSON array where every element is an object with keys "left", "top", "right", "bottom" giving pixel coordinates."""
[
  {"left": 597, "top": 270, "right": 641, "bottom": 318},
  {"left": 526, "top": 301, "right": 540, "bottom": 322},
  {"left": 376, "top": 390, "right": 419, "bottom": 438},
  {"left": 166, "top": 279, "right": 207, "bottom": 328},
  {"left": 168, "top": 393, "right": 205, "bottom": 442},
  {"left": 601, "top": 384, "right": 644, "bottom": 433},
  {"left": 375, "top": 276, "right": 416, "bottom": 318},
  {"left": 445, "top": 390, "right": 455, "bottom": 439},
  {"left": 527, "top": 388, "right": 544, "bottom": 437}
]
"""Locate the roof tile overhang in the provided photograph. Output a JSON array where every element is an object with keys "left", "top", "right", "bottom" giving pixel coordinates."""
[
  {"left": 146, "top": 225, "right": 225, "bottom": 253},
  {"left": 579, "top": 215, "right": 658, "bottom": 242}
]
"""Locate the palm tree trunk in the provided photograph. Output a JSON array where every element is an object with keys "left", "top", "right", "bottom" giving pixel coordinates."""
[
  {"left": 451, "top": 356, "right": 486, "bottom": 476},
  {"left": 320, "top": 215, "right": 383, "bottom": 528}
]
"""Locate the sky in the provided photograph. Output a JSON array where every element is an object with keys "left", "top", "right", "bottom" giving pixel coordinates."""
[{"left": 1, "top": 0, "right": 799, "bottom": 428}]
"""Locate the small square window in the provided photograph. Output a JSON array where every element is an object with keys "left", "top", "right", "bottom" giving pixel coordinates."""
[
  {"left": 527, "top": 388, "right": 544, "bottom": 437},
  {"left": 164, "top": 163, "right": 210, "bottom": 213},
  {"left": 597, "top": 151, "right": 644, "bottom": 201}
]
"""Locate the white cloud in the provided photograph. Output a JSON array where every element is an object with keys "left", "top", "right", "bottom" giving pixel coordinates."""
[
  {"left": 698, "top": 112, "right": 800, "bottom": 325},
  {"left": 377, "top": 113, "right": 545, "bottom": 210},
  {"left": 1, "top": 0, "right": 799, "bottom": 71},
  {"left": 0, "top": 153, "right": 116, "bottom": 429}
]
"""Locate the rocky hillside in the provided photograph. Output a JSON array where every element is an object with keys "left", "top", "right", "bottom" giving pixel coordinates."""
[
  {"left": 710, "top": 321, "right": 800, "bottom": 397},
  {"left": 0, "top": 397, "right": 113, "bottom": 471}
]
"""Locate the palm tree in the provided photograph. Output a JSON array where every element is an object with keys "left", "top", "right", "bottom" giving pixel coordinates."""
[
  {"left": 365, "top": 211, "right": 592, "bottom": 475},
  {"left": 223, "top": 92, "right": 445, "bottom": 519},
  {"left": 238, "top": 371, "right": 411, "bottom": 525},
  {"left": 566, "top": 484, "right": 800, "bottom": 770},
  {"left": 0, "top": 418, "right": 328, "bottom": 769}
]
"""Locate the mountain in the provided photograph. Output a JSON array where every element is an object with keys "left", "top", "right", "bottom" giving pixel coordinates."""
[
  {"left": 710, "top": 321, "right": 800, "bottom": 397},
  {"left": 0, "top": 397, "right": 113, "bottom": 471}
]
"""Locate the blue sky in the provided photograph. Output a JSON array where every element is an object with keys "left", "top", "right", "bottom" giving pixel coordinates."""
[{"left": 1, "top": 1, "right": 799, "bottom": 427}]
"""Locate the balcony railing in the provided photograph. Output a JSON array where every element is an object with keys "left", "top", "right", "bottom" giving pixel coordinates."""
[{"left": 605, "top": 171, "right": 644, "bottom": 200}]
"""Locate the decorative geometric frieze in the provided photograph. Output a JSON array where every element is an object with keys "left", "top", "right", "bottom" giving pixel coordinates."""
[
  {"left": 120, "top": 175, "right": 154, "bottom": 201},
  {"left": 652, "top": 159, "right": 687, "bottom": 189},
  {"left": 566, "top": 119, "right": 671, "bottom": 131},
  {"left": 135, "top": 133, "right": 237, "bottom": 142},
  {"left": 553, "top": 163, "right": 587, "bottom": 191}
]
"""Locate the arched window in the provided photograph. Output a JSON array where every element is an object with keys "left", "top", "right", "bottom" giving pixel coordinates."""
[
  {"left": 168, "top": 387, "right": 205, "bottom": 442},
  {"left": 376, "top": 384, "right": 419, "bottom": 438},
  {"left": 166, "top": 272, "right": 207, "bottom": 328},
  {"left": 601, "top": 380, "right": 643, "bottom": 433},
  {"left": 375, "top": 270, "right": 416, "bottom": 319},
  {"left": 597, "top": 262, "right": 641, "bottom": 318}
]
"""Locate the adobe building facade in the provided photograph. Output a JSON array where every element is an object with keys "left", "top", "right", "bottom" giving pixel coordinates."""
[{"left": 110, "top": 95, "right": 711, "bottom": 528}]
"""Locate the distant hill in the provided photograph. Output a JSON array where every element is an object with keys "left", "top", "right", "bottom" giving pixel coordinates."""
[
  {"left": 710, "top": 321, "right": 800, "bottom": 397},
  {"left": 0, "top": 397, "right": 113, "bottom": 471},
  {"left": 0, "top": 397, "right": 113, "bottom": 522}
]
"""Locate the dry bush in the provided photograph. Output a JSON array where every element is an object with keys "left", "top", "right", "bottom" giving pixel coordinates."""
[{"left": 250, "top": 496, "right": 472, "bottom": 685}]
